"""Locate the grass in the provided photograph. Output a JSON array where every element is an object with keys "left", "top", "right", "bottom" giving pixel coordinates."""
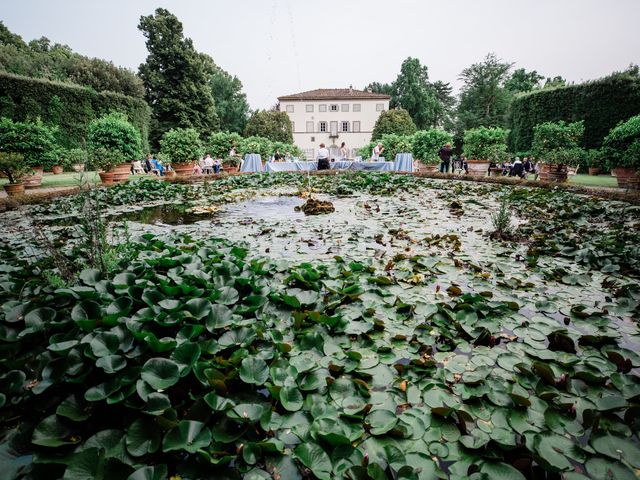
[{"left": 568, "top": 173, "right": 618, "bottom": 188}]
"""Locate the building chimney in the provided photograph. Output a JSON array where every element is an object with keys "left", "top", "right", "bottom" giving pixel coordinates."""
[{"left": 349, "top": 84, "right": 353, "bottom": 95}]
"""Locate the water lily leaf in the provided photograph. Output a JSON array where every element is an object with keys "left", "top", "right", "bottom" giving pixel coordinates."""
[
  {"left": 585, "top": 457, "right": 637, "bottom": 480},
  {"left": 480, "top": 462, "right": 526, "bottom": 480},
  {"left": 591, "top": 434, "right": 640, "bottom": 467},
  {"left": 96, "top": 355, "right": 126, "bottom": 374},
  {"left": 126, "top": 418, "right": 161, "bottom": 457},
  {"left": 217, "top": 286, "right": 239, "bottom": 305},
  {"left": 127, "top": 465, "right": 168, "bottom": 480},
  {"left": 141, "top": 358, "right": 180, "bottom": 390},
  {"left": 280, "top": 386, "right": 304, "bottom": 412},
  {"left": 162, "top": 420, "right": 211, "bottom": 453},
  {"left": 239, "top": 357, "right": 269, "bottom": 385},
  {"left": 32, "top": 415, "right": 78, "bottom": 447},
  {"left": 79, "top": 269, "right": 102, "bottom": 286},
  {"left": 184, "top": 298, "right": 211, "bottom": 319},
  {"left": 294, "top": 442, "right": 332, "bottom": 480},
  {"left": 170, "top": 342, "right": 201, "bottom": 376},
  {"left": 366, "top": 409, "right": 397, "bottom": 435},
  {"left": 205, "top": 304, "right": 233, "bottom": 330}
]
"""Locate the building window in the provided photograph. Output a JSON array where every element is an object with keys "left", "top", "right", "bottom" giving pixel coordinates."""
[
  {"left": 286, "top": 104, "right": 294, "bottom": 113},
  {"left": 306, "top": 104, "right": 314, "bottom": 112},
  {"left": 341, "top": 104, "right": 349, "bottom": 112},
  {"left": 319, "top": 121, "right": 327, "bottom": 133},
  {"left": 353, "top": 104, "right": 361, "bottom": 112},
  {"left": 330, "top": 121, "right": 338, "bottom": 136},
  {"left": 306, "top": 121, "right": 314, "bottom": 133},
  {"left": 353, "top": 121, "right": 361, "bottom": 133},
  {"left": 319, "top": 104, "right": 327, "bottom": 112},
  {"left": 376, "top": 103, "right": 384, "bottom": 111},
  {"left": 341, "top": 121, "right": 349, "bottom": 132},
  {"left": 311, "top": 137, "right": 315, "bottom": 142},
  {"left": 330, "top": 104, "right": 338, "bottom": 112}
]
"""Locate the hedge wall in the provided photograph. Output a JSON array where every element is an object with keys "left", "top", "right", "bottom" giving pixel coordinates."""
[
  {"left": 0, "top": 72, "right": 151, "bottom": 152},
  {"left": 507, "top": 74, "right": 640, "bottom": 152}
]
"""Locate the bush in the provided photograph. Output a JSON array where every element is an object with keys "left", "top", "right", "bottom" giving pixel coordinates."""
[
  {"left": 244, "top": 110, "right": 293, "bottom": 143},
  {"left": 602, "top": 114, "right": 640, "bottom": 169},
  {"left": 0, "top": 72, "right": 151, "bottom": 151},
  {"left": 206, "top": 131, "right": 242, "bottom": 158},
  {"left": 159, "top": 128, "right": 204, "bottom": 164},
  {"left": 357, "top": 141, "right": 377, "bottom": 159},
  {"left": 412, "top": 129, "right": 453, "bottom": 165},
  {"left": 238, "top": 136, "right": 273, "bottom": 159},
  {"left": 463, "top": 127, "right": 508, "bottom": 161},
  {"left": 531, "top": 120, "right": 585, "bottom": 166},
  {"left": 584, "top": 149, "right": 606, "bottom": 170},
  {"left": 271, "top": 141, "right": 304, "bottom": 159},
  {"left": 507, "top": 73, "right": 640, "bottom": 152},
  {"left": 372, "top": 108, "right": 417, "bottom": 141},
  {"left": 0, "top": 117, "right": 58, "bottom": 168},
  {"left": 88, "top": 113, "right": 142, "bottom": 171},
  {"left": 59, "top": 147, "right": 87, "bottom": 169},
  {"left": 380, "top": 133, "right": 413, "bottom": 161},
  {"left": 0, "top": 151, "right": 31, "bottom": 183}
]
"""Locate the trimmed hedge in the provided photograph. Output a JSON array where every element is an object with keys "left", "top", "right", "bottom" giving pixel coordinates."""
[
  {"left": 0, "top": 72, "right": 151, "bottom": 152},
  {"left": 507, "top": 74, "right": 640, "bottom": 152}
]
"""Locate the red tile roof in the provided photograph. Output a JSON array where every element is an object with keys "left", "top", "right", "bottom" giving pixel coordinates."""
[{"left": 278, "top": 88, "right": 391, "bottom": 101}]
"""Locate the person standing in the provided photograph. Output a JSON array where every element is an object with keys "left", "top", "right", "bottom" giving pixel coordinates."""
[
  {"left": 438, "top": 143, "right": 453, "bottom": 173},
  {"left": 511, "top": 157, "right": 524, "bottom": 177},
  {"left": 317, "top": 143, "right": 330, "bottom": 170},
  {"left": 273, "top": 150, "right": 284, "bottom": 162},
  {"left": 372, "top": 143, "right": 384, "bottom": 161},
  {"left": 461, "top": 155, "right": 469, "bottom": 174},
  {"left": 340, "top": 142, "right": 348, "bottom": 160}
]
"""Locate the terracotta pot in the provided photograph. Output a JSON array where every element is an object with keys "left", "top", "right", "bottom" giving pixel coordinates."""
[
  {"left": 72, "top": 164, "right": 85, "bottom": 172},
  {"left": 539, "top": 163, "right": 568, "bottom": 183},
  {"left": 588, "top": 167, "right": 601, "bottom": 176},
  {"left": 23, "top": 171, "right": 43, "bottom": 189},
  {"left": 613, "top": 166, "right": 640, "bottom": 190},
  {"left": 52, "top": 165, "right": 64, "bottom": 175},
  {"left": 112, "top": 163, "right": 131, "bottom": 183},
  {"left": 223, "top": 165, "right": 239, "bottom": 174},
  {"left": 419, "top": 164, "right": 438, "bottom": 172},
  {"left": 3, "top": 183, "right": 25, "bottom": 196},
  {"left": 165, "top": 170, "right": 176, "bottom": 178},
  {"left": 467, "top": 159, "right": 490, "bottom": 177},
  {"left": 172, "top": 162, "right": 194, "bottom": 177},
  {"left": 99, "top": 171, "right": 115, "bottom": 185},
  {"left": 31, "top": 166, "right": 44, "bottom": 175}
]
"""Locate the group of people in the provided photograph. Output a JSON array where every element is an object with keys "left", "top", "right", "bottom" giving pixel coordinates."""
[
  {"left": 437, "top": 144, "right": 469, "bottom": 174},
  {"left": 494, "top": 157, "right": 539, "bottom": 179}
]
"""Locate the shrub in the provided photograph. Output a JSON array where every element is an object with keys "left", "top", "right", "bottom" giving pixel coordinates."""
[
  {"left": 584, "top": 149, "right": 606, "bottom": 170},
  {"left": 0, "top": 151, "right": 31, "bottom": 183},
  {"left": 271, "top": 141, "right": 304, "bottom": 159},
  {"left": 602, "top": 114, "right": 640, "bottom": 169},
  {"left": 159, "top": 128, "right": 204, "bottom": 164},
  {"left": 379, "top": 133, "right": 414, "bottom": 161},
  {"left": 87, "top": 112, "right": 142, "bottom": 172},
  {"left": 59, "top": 147, "right": 88, "bottom": 169},
  {"left": 357, "top": 141, "right": 377, "bottom": 159},
  {"left": 463, "top": 127, "right": 508, "bottom": 161},
  {"left": 0, "top": 117, "right": 58, "bottom": 169},
  {"left": 238, "top": 136, "right": 273, "bottom": 159},
  {"left": 531, "top": 120, "right": 585, "bottom": 166},
  {"left": 206, "top": 131, "right": 242, "bottom": 158},
  {"left": 372, "top": 108, "right": 417, "bottom": 141},
  {"left": 412, "top": 129, "right": 453, "bottom": 165}
]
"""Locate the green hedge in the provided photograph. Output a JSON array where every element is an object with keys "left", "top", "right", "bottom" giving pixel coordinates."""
[
  {"left": 0, "top": 72, "right": 151, "bottom": 153},
  {"left": 507, "top": 74, "right": 640, "bottom": 152}
]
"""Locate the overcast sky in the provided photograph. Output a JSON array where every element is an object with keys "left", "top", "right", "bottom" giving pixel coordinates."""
[{"left": 3, "top": 0, "right": 639, "bottom": 109}]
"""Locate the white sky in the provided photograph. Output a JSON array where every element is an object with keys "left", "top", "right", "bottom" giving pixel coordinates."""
[{"left": 3, "top": 0, "right": 640, "bottom": 109}]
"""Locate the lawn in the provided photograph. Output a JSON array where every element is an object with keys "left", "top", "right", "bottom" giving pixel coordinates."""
[
  {"left": 0, "top": 171, "right": 100, "bottom": 188},
  {"left": 568, "top": 173, "right": 618, "bottom": 188}
]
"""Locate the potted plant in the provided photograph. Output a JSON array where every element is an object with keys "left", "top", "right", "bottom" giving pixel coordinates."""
[
  {"left": 412, "top": 129, "right": 453, "bottom": 172},
  {"left": 60, "top": 148, "right": 88, "bottom": 173},
  {"left": 585, "top": 149, "right": 605, "bottom": 176},
  {"left": 0, "top": 152, "right": 32, "bottom": 196},
  {"left": 379, "top": 133, "right": 413, "bottom": 162},
  {"left": 222, "top": 155, "right": 241, "bottom": 174},
  {"left": 88, "top": 113, "right": 142, "bottom": 184},
  {"left": 160, "top": 128, "right": 204, "bottom": 177},
  {"left": 531, "top": 120, "right": 585, "bottom": 183},
  {"left": 463, "top": 127, "right": 508, "bottom": 177},
  {"left": 602, "top": 114, "right": 640, "bottom": 190}
]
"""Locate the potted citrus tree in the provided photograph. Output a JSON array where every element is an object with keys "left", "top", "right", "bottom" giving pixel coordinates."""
[
  {"left": 531, "top": 120, "right": 585, "bottom": 183},
  {"left": 412, "top": 129, "right": 453, "bottom": 172},
  {"left": 463, "top": 127, "right": 508, "bottom": 176},
  {"left": 585, "top": 149, "right": 605, "bottom": 176},
  {"left": 159, "top": 128, "right": 204, "bottom": 177},
  {"left": 602, "top": 114, "right": 640, "bottom": 190},
  {"left": 0, "top": 152, "right": 32, "bottom": 196},
  {"left": 61, "top": 148, "right": 88, "bottom": 173},
  {"left": 88, "top": 113, "right": 142, "bottom": 184}
]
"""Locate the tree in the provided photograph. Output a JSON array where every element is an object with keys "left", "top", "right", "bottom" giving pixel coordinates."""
[
  {"left": 0, "top": 21, "right": 26, "bottom": 48},
  {"left": 200, "top": 53, "right": 250, "bottom": 134},
  {"left": 505, "top": 68, "right": 544, "bottom": 93},
  {"left": 365, "top": 82, "right": 396, "bottom": 107},
  {"left": 432, "top": 80, "right": 456, "bottom": 131},
  {"left": 87, "top": 112, "right": 142, "bottom": 170},
  {"left": 543, "top": 76, "right": 567, "bottom": 89},
  {"left": 138, "top": 8, "right": 218, "bottom": 147},
  {"left": 372, "top": 108, "right": 417, "bottom": 141},
  {"left": 244, "top": 110, "right": 292, "bottom": 143},
  {"left": 392, "top": 58, "right": 441, "bottom": 129},
  {"left": 456, "top": 53, "right": 513, "bottom": 133}
]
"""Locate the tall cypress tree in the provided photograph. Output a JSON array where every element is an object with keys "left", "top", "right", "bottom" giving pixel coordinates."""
[{"left": 138, "top": 9, "right": 218, "bottom": 147}]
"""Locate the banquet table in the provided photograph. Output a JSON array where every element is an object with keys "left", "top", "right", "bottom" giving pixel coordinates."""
[
  {"left": 394, "top": 153, "right": 414, "bottom": 173},
  {"left": 264, "top": 160, "right": 396, "bottom": 173},
  {"left": 240, "top": 154, "right": 263, "bottom": 173}
]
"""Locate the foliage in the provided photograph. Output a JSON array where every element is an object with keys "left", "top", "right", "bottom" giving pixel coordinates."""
[
  {"left": 206, "top": 131, "right": 243, "bottom": 158},
  {"left": 531, "top": 120, "right": 585, "bottom": 166},
  {"left": 243, "top": 110, "right": 293, "bottom": 143},
  {"left": 59, "top": 147, "right": 87, "bottom": 169},
  {"left": 584, "top": 149, "right": 606, "bottom": 169},
  {"left": 463, "top": 126, "right": 508, "bottom": 160},
  {"left": 87, "top": 113, "right": 142, "bottom": 171},
  {"left": 602, "top": 114, "right": 640, "bottom": 169},
  {"left": 138, "top": 8, "right": 219, "bottom": 147},
  {"left": 412, "top": 129, "right": 454, "bottom": 165},
  {"left": 379, "top": 133, "right": 413, "bottom": 161},
  {"left": 0, "top": 22, "right": 144, "bottom": 98},
  {"left": 490, "top": 196, "right": 512, "bottom": 237},
  {"left": 0, "top": 72, "right": 151, "bottom": 151},
  {"left": 271, "top": 141, "right": 304, "bottom": 158},
  {"left": 159, "top": 127, "right": 204, "bottom": 164},
  {"left": 504, "top": 68, "right": 544, "bottom": 93},
  {"left": 0, "top": 116, "right": 58, "bottom": 168},
  {"left": 0, "top": 152, "right": 31, "bottom": 183},
  {"left": 507, "top": 70, "right": 640, "bottom": 152},
  {"left": 456, "top": 53, "right": 513, "bottom": 133},
  {"left": 371, "top": 108, "right": 416, "bottom": 141},
  {"left": 237, "top": 135, "right": 273, "bottom": 159}
]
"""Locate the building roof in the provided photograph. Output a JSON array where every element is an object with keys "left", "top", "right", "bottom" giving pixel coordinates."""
[{"left": 278, "top": 88, "right": 391, "bottom": 101}]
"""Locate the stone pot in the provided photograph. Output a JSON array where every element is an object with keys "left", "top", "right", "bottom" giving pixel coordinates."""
[
  {"left": 23, "top": 172, "right": 43, "bottom": 189},
  {"left": 540, "top": 164, "right": 568, "bottom": 183},
  {"left": 112, "top": 163, "right": 131, "bottom": 183},
  {"left": 172, "top": 162, "right": 194, "bottom": 176},
  {"left": 588, "top": 167, "right": 601, "bottom": 176},
  {"left": 98, "top": 171, "right": 115, "bottom": 185},
  {"left": 467, "top": 159, "right": 490, "bottom": 177},
  {"left": 3, "top": 183, "right": 25, "bottom": 196},
  {"left": 52, "top": 165, "right": 64, "bottom": 175},
  {"left": 613, "top": 166, "right": 640, "bottom": 190}
]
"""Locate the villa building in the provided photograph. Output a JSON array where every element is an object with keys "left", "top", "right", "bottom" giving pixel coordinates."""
[{"left": 278, "top": 88, "right": 391, "bottom": 159}]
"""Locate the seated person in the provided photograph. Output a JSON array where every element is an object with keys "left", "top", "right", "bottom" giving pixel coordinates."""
[
  {"left": 152, "top": 158, "right": 165, "bottom": 176},
  {"left": 192, "top": 162, "right": 203, "bottom": 175},
  {"left": 132, "top": 160, "right": 145, "bottom": 174},
  {"left": 510, "top": 157, "right": 524, "bottom": 177},
  {"left": 144, "top": 154, "right": 154, "bottom": 173},
  {"left": 317, "top": 143, "right": 330, "bottom": 170},
  {"left": 213, "top": 158, "right": 221, "bottom": 174}
]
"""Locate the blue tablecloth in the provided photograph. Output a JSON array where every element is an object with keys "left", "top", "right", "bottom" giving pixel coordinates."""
[
  {"left": 265, "top": 160, "right": 396, "bottom": 173},
  {"left": 394, "top": 153, "right": 414, "bottom": 172},
  {"left": 351, "top": 161, "right": 394, "bottom": 171},
  {"left": 265, "top": 161, "right": 316, "bottom": 172},
  {"left": 240, "top": 154, "right": 263, "bottom": 173}
]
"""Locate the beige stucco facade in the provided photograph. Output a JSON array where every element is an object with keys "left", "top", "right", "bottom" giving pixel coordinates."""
[{"left": 278, "top": 90, "right": 390, "bottom": 160}]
